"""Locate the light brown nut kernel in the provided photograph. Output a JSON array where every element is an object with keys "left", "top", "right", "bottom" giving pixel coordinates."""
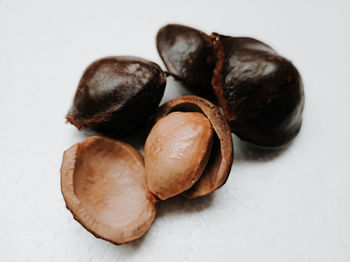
[
  {"left": 150, "top": 95, "right": 234, "bottom": 199},
  {"left": 144, "top": 112, "right": 214, "bottom": 200},
  {"left": 60, "top": 136, "right": 157, "bottom": 245}
]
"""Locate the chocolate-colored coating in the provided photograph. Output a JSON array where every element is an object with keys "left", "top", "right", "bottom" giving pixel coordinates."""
[
  {"left": 156, "top": 24, "right": 215, "bottom": 98},
  {"left": 66, "top": 56, "right": 166, "bottom": 136},
  {"left": 212, "top": 34, "right": 304, "bottom": 148}
]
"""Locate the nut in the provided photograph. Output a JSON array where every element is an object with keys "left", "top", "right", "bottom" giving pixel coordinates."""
[
  {"left": 156, "top": 24, "right": 305, "bottom": 148},
  {"left": 156, "top": 24, "right": 215, "bottom": 98},
  {"left": 60, "top": 96, "right": 233, "bottom": 245},
  {"left": 211, "top": 34, "right": 305, "bottom": 148},
  {"left": 144, "top": 111, "right": 214, "bottom": 200},
  {"left": 66, "top": 56, "right": 166, "bottom": 136},
  {"left": 60, "top": 136, "right": 157, "bottom": 245},
  {"left": 145, "top": 95, "right": 234, "bottom": 199}
]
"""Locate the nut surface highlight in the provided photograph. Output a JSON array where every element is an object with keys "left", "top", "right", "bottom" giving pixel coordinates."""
[
  {"left": 60, "top": 136, "right": 157, "bottom": 245},
  {"left": 144, "top": 112, "right": 214, "bottom": 200}
]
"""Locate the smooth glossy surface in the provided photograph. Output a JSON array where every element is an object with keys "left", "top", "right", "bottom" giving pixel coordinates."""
[
  {"left": 144, "top": 112, "right": 213, "bottom": 200},
  {"left": 212, "top": 34, "right": 304, "bottom": 148},
  {"left": 3, "top": 1, "right": 350, "bottom": 261},
  {"left": 67, "top": 56, "right": 166, "bottom": 136},
  {"left": 61, "top": 136, "right": 157, "bottom": 245},
  {"left": 157, "top": 24, "right": 215, "bottom": 98}
]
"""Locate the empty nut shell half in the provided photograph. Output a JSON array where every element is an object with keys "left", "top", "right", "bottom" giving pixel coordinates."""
[
  {"left": 66, "top": 56, "right": 166, "bottom": 136},
  {"left": 148, "top": 95, "right": 234, "bottom": 199},
  {"left": 60, "top": 136, "right": 157, "bottom": 245}
]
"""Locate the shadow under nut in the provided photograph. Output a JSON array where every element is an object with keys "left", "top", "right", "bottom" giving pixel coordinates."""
[
  {"left": 153, "top": 95, "right": 234, "bottom": 199},
  {"left": 144, "top": 111, "right": 214, "bottom": 200}
]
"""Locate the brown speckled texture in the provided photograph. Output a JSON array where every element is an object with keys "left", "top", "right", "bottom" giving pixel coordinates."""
[
  {"left": 144, "top": 112, "right": 214, "bottom": 200},
  {"left": 154, "top": 95, "right": 234, "bottom": 199}
]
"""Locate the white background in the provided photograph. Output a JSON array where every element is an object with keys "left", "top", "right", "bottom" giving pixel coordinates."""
[{"left": 1, "top": 0, "right": 349, "bottom": 261}]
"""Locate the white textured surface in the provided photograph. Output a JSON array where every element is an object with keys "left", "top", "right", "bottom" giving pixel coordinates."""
[{"left": 1, "top": 0, "right": 349, "bottom": 261}]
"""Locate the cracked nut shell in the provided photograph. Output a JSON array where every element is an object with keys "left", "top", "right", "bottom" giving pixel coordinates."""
[
  {"left": 144, "top": 111, "right": 214, "bottom": 200},
  {"left": 146, "top": 95, "right": 233, "bottom": 199},
  {"left": 60, "top": 136, "right": 157, "bottom": 245},
  {"left": 155, "top": 24, "right": 305, "bottom": 148},
  {"left": 212, "top": 34, "right": 305, "bottom": 148},
  {"left": 66, "top": 56, "right": 166, "bottom": 136},
  {"left": 156, "top": 24, "right": 215, "bottom": 98}
]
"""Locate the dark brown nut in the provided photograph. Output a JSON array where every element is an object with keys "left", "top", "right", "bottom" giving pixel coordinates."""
[
  {"left": 156, "top": 24, "right": 215, "bottom": 98},
  {"left": 144, "top": 112, "right": 214, "bottom": 200},
  {"left": 60, "top": 136, "right": 157, "bottom": 245},
  {"left": 145, "top": 95, "right": 234, "bottom": 199},
  {"left": 66, "top": 56, "right": 166, "bottom": 136},
  {"left": 211, "top": 34, "right": 305, "bottom": 148},
  {"left": 155, "top": 24, "right": 305, "bottom": 148}
]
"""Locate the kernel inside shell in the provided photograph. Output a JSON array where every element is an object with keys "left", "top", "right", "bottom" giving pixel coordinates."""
[
  {"left": 144, "top": 111, "right": 214, "bottom": 200},
  {"left": 152, "top": 95, "right": 234, "bottom": 199}
]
